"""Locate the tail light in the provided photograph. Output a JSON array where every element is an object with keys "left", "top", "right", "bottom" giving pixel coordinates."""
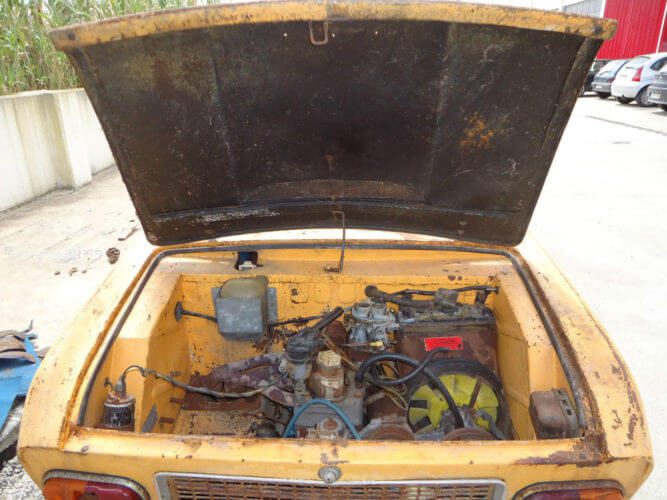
[
  {"left": 43, "top": 476, "right": 144, "bottom": 500},
  {"left": 521, "top": 485, "right": 624, "bottom": 500},
  {"left": 632, "top": 66, "right": 643, "bottom": 82}
]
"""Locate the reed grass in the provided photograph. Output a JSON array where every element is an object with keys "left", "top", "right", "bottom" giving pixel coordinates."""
[{"left": 0, "top": 0, "right": 193, "bottom": 95}]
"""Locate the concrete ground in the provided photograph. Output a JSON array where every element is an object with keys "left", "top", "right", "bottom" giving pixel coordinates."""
[
  {"left": 530, "top": 96, "right": 666, "bottom": 499},
  {"left": 0, "top": 96, "right": 665, "bottom": 498}
]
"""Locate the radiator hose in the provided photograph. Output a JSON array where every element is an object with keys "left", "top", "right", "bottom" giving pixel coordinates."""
[{"left": 354, "top": 348, "right": 465, "bottom": 428}]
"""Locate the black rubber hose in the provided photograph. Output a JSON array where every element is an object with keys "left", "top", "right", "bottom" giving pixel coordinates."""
[
  {"left": 364, "top": 285, "right": 433, "bottom": 309},
  {"left": 354, "top": 349, "right": 465, "bottom": 428},
  {"left": 393, "top": 286, "right": 499, "bottom": 296},
  {"left": 269, "top": 314, "right": 329, "bottom": 328},
  {"left": 365, "top": 285, "right": 499, "bottom": 309},
  {"left": 311, "top": 306, "right": 344, "bottom": 330},
  {"left": 174, "top": 302, "right": 217, "bottom": 323},
  {"left": 359, "top": 347, "right": 452, "bottom": 387}
]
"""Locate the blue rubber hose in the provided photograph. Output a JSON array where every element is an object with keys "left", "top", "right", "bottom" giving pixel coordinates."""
[{"left": 282, "top": 399, "right": 362, "bottom": 439}]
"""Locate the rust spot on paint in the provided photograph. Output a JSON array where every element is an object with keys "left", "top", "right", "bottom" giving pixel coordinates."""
[
  {"left": 627, "top": 414, "right": 638, "bottom": 442},
  {"left": 320, "top": 452, "right": 349, "bottom": 466},
  {"left": 611, "top": 409, "right": 622, "bottom": 430},
  {"left": 515, "top": 438, "right": 604, "bottom": 468},
  {"left": 459, "top": 113, "right": 495, "bottom": 152}
]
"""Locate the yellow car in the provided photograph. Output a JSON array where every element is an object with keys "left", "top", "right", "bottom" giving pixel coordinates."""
[{"left": 19, "top": 2, "right": 652, "bottom": 499}]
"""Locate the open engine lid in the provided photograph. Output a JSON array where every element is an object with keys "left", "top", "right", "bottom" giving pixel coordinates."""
[{"left": 52, "top": 1, "right": 615, "bottom": 246}]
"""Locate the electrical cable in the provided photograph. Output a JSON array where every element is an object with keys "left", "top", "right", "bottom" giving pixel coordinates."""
[
  {"left": 282, "top": 399, "right": 362, "bottom": 439},
  {"left": 354, "top": 348, "right": 465, "bottom": 428}
]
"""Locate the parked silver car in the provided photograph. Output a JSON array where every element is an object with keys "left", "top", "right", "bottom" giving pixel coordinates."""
[
  {"left": 647, "top": 66, "right": 667, "bottom": 111},
  {"left": 592, "top": 59, "right": 628, "bottom": 99},
  {"left": 611, "top": 52, "right": 667, "bottom": 106}
]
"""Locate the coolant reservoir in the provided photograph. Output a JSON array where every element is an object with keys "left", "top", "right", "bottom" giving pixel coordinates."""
[{"left": 213, "top": 276, "right": 269, "bottom": 341}]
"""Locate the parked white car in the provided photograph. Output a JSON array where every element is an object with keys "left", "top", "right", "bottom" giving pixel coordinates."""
[{"left": 611, "top": 52, "right": 667, "bottom": 106}]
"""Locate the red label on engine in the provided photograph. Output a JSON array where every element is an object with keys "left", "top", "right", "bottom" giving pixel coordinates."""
[{"left": 424, "top": 336, "right": 463, "bottom": 351}]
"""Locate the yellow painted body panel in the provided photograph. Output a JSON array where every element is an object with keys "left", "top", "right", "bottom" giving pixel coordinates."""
[
  {"left": 50, "top": 0, "right": 616, "bottom": 50},
  {"left": 18, "top": 238, "right": 652, "bottom": 498}
]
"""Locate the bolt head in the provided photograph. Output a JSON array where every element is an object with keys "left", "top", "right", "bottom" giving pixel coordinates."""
[{"left": 318, "top": 466, "right": 341, "bottom": 484}]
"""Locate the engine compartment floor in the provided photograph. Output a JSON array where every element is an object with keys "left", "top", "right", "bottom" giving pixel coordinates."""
[{"left": 173, "top": 410, "right": 262, "bottom": 436}]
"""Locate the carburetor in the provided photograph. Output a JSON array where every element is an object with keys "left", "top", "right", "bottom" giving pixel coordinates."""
[{"left": 347, "top": 299, "right": 397, "bottom": 352}]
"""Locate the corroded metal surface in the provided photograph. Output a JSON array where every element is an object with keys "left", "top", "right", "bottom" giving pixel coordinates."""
[
  {"left": 51, "top": 1, "right": 616, "bottom": 50},
  {"left": 397, "top": 323, "right": 498, "bottom": 374},
  {"left": 53, "top": 2, "right": 608, "bottom": 246}
]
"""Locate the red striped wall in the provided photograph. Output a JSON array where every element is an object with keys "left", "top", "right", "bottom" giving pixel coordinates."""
[{"left": 598, "top": 0, "right": 667, "bottom": 59}]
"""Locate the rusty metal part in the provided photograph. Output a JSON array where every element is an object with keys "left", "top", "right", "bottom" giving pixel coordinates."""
[
  {"left": 0, "top": 330, "right": 28, "bottom": 341},
  {"left": 254, "top": 422, "right": 279, "bottom": 438},
  {"left": 365, "top": 388, "right": 405, "bottom": 420},
  {"left": 55, "top": 7, "right": 608, "bottom": 247},
  {"left": 397, "top": 322, "right": 498, "bottom": 375},
  {"left": 197, "top": 353, "right": 295, "bottom": 407},
  {"left": 442, "top": 427, "right": 496, "bottom": 441},
  {"left": 360, "top": 416, "right": 415, "bottom": 440},
  {"left": 305, "top": 416, "right": 347, "bottom": 440},
  {"left": 323, "top": 321, "right": 347, "bottom": 345},
  {"left": 51, "top": 3, "right": 616, "bottom": 51},
  {"left": 529, "top": 389, "right": 578, "bottom": 439},
  {"left": 182, "top": 388, "right": 262, "bottom": 412},
  {"left": 0, "top": 336, "right": 36, "bottom": 363},
  {"left": 209, "top": 353, "right": 290, "bottom": 390}
]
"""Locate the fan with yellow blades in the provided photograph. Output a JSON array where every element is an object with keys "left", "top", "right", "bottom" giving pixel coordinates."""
[{"left": 407, "top": 359, "right": 507, "bottom": 438}]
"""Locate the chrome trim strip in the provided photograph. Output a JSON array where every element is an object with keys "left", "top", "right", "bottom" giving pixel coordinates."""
[
  {"left": 154, "top": 472, "right": 506, "bottom": 500},
  {"left": 43, "top": 469, "right": 149, "bottom": 499}
]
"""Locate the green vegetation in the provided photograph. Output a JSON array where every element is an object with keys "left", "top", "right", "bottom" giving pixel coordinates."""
[{"left": 0, "top": 0, "right": 193, "bottom": 95}]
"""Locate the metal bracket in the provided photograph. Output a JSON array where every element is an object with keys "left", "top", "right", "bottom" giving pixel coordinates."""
[
  {"left": 324, "top": 210, "right": 345, "bottom": 273},
  {"left": 309, "top": 21, "right": 329, "bottom": 46}
]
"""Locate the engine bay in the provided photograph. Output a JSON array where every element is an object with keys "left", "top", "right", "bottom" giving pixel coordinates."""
[{"left": 95, "top": 248, "right": 579, "bottom": 443}]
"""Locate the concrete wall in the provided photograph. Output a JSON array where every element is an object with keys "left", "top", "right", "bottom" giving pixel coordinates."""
[
  {"left": 563, "top": 0, "right": 604, "bottom": 16},
  {"left": 0, "top": 89, "right": 114, "bottom": 212}
]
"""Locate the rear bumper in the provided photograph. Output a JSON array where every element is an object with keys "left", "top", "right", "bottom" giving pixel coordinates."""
[
  {"left": 647, "top": 84, "right": 667, "bottom": 105},
  {"left": 611, "top": 81, "right": 640, "bottom": 99},
  {"left": 592, "top": 81, "right": 611, "bottom": 94},
  {"left": 22, "top": 431, "right": 652, "bottom": 500}
]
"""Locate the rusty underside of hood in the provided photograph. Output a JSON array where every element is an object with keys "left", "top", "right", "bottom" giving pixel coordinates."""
[{"left": 52, "top": 1, "right": 614, "bottom": 245}]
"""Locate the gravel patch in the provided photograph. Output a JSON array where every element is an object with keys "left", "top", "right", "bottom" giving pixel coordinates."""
[{"left": 0, "top": 457, "right": 42, "bottom": 500}]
